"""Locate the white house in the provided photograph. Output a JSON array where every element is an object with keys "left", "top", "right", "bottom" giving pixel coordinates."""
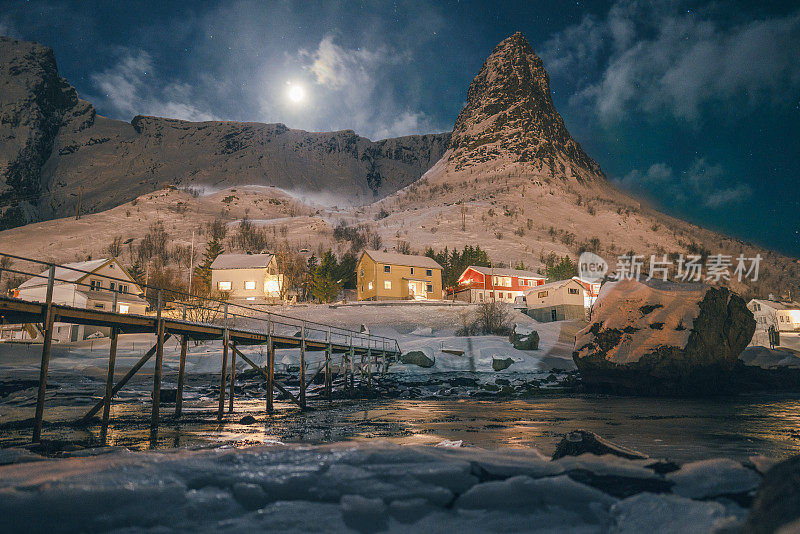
[
  {"left": 210, "top": 253, "right": 283, "bottom": 301},
  {"left": 14, "top": 258, "right": 147, "bottom": 342},
  {"left": 522, "top": 278, "right": 587, "bottom": 322},
  {"left": 748, "top": 299, "right": 800, "bottom": 333}
]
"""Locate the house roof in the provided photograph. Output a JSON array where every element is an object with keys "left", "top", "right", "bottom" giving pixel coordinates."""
[
  {"left": 19, "top": 258, "right": 111, "bottom": 289},
  {"left": 523, "top": 278, "right": 583, "bottom": 294},
  {"left": 77, "top": 289, "right": 148, "bottom": 306},
  {"left": 362, "top": 250, "right": 442, "bottom": 270},
  {"left": 210, "top": 253, "right": 274, "bottom": 269},
  {"left": 465, "top": 266, "right": 544, "bottom": 279},
  {"left": 749, "top": 299, "right": 800, "bottom": 311}
]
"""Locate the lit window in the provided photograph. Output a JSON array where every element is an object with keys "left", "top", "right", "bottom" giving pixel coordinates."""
[
  {"left": 384, "top": 265, "right": 391, "bottom": 273},
  {"left": 426, "top": 269, "right": 432, "bottom": 276},
  {"left": 246, "top": 296, "right": 255, "bottom": 301},
  {"left": 384, "top": 280, "right": 392, "bottom": 290},
  {"left": 538, "top": 291, "right": 548, "bottom": 298},
  {"left": 218, "top": 281, "right": 231, "bottom": 291},
  {"left": 118, "top": 304, "right": 129, "bottom": 314},
  {"left": 368, "top": 282, "right": 373, "bottom": 290},
  {"left": 245, "top": 281, "right": 256, "bottom": 290}
]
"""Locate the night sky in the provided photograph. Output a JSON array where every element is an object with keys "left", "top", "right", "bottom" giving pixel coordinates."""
[{"left": 2, "top": 1, "right": 798, "bottom": 257}]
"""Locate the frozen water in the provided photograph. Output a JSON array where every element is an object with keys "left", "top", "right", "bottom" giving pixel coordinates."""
[
  {"left": 610, "top": 493, "right": 745, "bottom": 534},
  {"left": 668, "top": 458, "right": 762, "bottom": 499}
]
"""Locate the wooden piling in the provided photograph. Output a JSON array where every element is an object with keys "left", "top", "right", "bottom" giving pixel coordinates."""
[
  {"left": 100, "top": 326, "right": 119, "bottom": 444},
  {"left": 80, "top": 336, "right": 170, "bottom": 422},
  {"left": 151, "top": 290, "right": 164, "bottom": 430},
  {"left": 266, "top": 336, "right": 274, "bottom": 413},
  {"left": 325, "top": 327, "right": 332, "bottom": 402},
  {"left": 299, "top": 323, "right": 306, "bottom": 409},
  {"left": 175, "top": 335, "right": 188, "bottom": 417},
  {"left": 367, "top": 347, "right": 372, "bottom": 391},
  {"left": 228, "top": 341, "right": 236, "bottom": 413},
  {"left": 217, "top": 304, "right": 229, "bottom": 421},
  {"left": 32, "top": 264, "right": 55, "bottom": 443}
]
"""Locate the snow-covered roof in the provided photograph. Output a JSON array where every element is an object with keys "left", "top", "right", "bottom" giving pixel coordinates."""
[
  {"left": 76, "top": 289, "right": 148, "bottom": 305},
  {"left": 18, "top": 258, "right": 111, "bottom": 289},
  {"left": 466, "top": 266, "right": 544, "bottom": 279},
  {"left": 363, "top": 250, "right": 442, "bottom": 270},
  {"left": 210, "top": 253, "right": 274, "bottom": 270},
  {"left": 749, "top": 299, "right": 800, "bottom": 311},
  {"left": 524, "top": 278, "right": 583, "bottom": 294}
]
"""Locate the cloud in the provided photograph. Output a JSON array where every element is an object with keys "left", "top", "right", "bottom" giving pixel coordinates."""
[
  {"left": 617, "top": 157, "right": 750, "bottom": 208},
  {"left": 542, "top": 1, "right": 800, "bottom": 123},
  {"left": 89, "top": 49, "right": 220, "bottom": 122},
  {"left": 255, "top": 34, "right": 445, "bottom": 140}
]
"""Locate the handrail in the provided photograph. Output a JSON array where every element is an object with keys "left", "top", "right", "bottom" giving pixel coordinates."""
[{"left": 0, "top": 252, "right": 401, "bottom": 352}]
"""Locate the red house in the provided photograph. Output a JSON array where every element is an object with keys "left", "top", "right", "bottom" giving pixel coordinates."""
[{"left": 451, "top": 266, "right": 545, "bottom": 303}]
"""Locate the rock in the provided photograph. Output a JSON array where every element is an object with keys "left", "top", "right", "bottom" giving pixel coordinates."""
[
  {"left": 238, "top": 415, "right": 258, "bottom": 425},
  {"left": 492, "top": 357, "right": 514, "bottom": 371},
  {"left": 572, "top": 278, "right": 755, "bottom": 395},
  {"left": 400, "top": 349, "right": 435, "bottom": 368},
  {"left": 509, "top": 324, "right": 539, "bottom": 350},
  {"left": 552, "top": 430, "right": 648, "bottom": 461},
  {"left": 743, "top": 454, "right": 800, "bottom": 534}
]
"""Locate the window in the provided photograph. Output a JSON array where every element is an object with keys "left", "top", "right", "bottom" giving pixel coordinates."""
[
  {"left": 90, "top": 280, "right": 101, "bottom": 291},
  {"left": 246, "top": 297, "right": 255, "bottom": 301},
  {"left": 119, "top": 285, "right": 128, "bottom": 294},
  {"left": 218, "top": 281, "right": 231, "bottom": 291},
  {"left": 244, "top": 281, "right": 256, "bottom": 290},
  {"left": 479, "top": 292, "right": 484, "bottom": 302},
  {"left": 538, "top": 291, "right": 548, "bottom": 298},
  {"left": 426, "top": 284, "right": 433, "bottom": 293},
  {"left": 384, "top": 280, "right": 392, "bottom": 290},
  {"left": 384, "top": 265, "right": 391, "bottom": 273},
  {"left": 368, "top": 282, "right": 373, "bottom": 290},
  {"left": 360, "top": 269, "right": 364, "bottom": 277},
  {"left": 118, "top": 304, "right": 129, "bottom": 314},
  {"left": 110, "top": 282, "right": 116, "bottom": 291},
  {"left": 492, "top": 276, "right": 511, "bottom": 287},
  {"left": 410, "top": 267, "right": 414, "bottom": 275},
  {"left": 426, "top": 269, "right": 433, "bottom": 276},
  {"left": 568, "top": 288, "right": 579, "bottom": 294},
  {"left": 94, "top": 303, "right": 105, "bottom": 309}
]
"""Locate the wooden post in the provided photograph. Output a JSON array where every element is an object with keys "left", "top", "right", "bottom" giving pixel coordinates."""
[
  {"left": 299, "top": 322, "right": 306, "bottom": 409},
  {"left": 217, "top": 304, "right": 229, "bottom": 421},
  {"left": 266, "top": 318, "right": 274, "bottom": 413},
  {"left": 175, "top": 335, "right": 188, "bottom": 417},
  {"left": 348, "top": 343, "right": 355, "bottom": 394},
  {"left": 100, "top": 326, "right": 119, "bottom": 444},
  {"left": 32, "top": 264, "right": 56, "bottom": 443},
  {"left": 79, "top": 336, "right": 170, "bottom": 422},
  {"left": 367, "top": 347, "right": 372, "bottom": 391},
  {"left": 228, "top": 341, "right": 236, "bottom": 413},
  {"left": 325, "top": 326, "right": 332, "bottom": 402},
  {"left": 151, "top": 290, "right": 164, "bottom": 430}
]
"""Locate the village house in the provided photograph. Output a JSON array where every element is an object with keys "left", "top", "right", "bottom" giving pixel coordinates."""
[
  {"left": 748, "top": 299, "right": 800, "bottom": 333},
  {"left": 356, "top": 250, "right": 444, "bottom": 301},
  {"left": 572, "top": 276, "right": 602, "bottom": 310},
  {"left": 522, "top": 278, "right": 587, "bottom": 322},
  {"left": 14, "top": 258, "right": 147, "bottom": 342},
  {"left": 451, "top": 266, "right": 545, "bottom": 303},
  {"left": 210, "top": 253, "right": 283, "bottom": 302}
]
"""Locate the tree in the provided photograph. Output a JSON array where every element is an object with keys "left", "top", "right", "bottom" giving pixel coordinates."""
[
  {"left": 545, "top": 255, "right": 578, "bottom": 281},
  {"left": 336, "top": 252, "right": 357, "bottom": 290},
  {"left": 312, "top": 250, "right": 341, "bottom": 303},
  {"left": 194, "top": 236, "right": 224, "bottom": 289}
]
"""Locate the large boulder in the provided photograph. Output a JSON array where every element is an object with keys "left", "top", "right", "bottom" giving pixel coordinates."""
[
  {"left": 509, "top": 324, "right": 539, "bottom": 350},
  {"left": 743, "top": 455, "right": 800, "bottom": 534},
  {"left": 400, "top": 349, "right": 435, "bottom": 368},
  {"left": 573, "top": 278, "right": 755, "bottom": 395},
  {"left": 492, "top": 356, "right": 515, "bottom": 371}
]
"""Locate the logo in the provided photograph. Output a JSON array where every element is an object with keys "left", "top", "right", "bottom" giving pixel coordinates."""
[{"left": 579, "top": 252, "right": 608, "bottom": 283}]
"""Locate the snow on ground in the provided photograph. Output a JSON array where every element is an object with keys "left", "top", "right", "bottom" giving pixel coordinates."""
[
  {"left": 0, "top": 441, "right": 753, "bottom": 534},
  {"left": 0, "top": 303, "right": 580, "bottom": 379}
]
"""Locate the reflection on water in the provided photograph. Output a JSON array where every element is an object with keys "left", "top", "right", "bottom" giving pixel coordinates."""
[{"left": 2, "top": 382, "right": 800, "bottom": 462}]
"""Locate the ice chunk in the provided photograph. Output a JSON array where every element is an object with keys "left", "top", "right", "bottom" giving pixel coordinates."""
[
  {"left": 611, "top": 492, "right": 742, "bottom": 534},
  {"left": 668, "top": 458, "right": 761, "bottom": 498},
  {"left": 340, "top": 494, "right": 388, "bottom": 533}
]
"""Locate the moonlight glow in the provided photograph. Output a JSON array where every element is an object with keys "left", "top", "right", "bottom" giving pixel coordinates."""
[{"left": 287, "top": 84, "right": 306, "bottom": 104}]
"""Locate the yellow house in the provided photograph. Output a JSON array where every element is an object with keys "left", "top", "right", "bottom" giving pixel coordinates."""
[
  {"left": 357, "top": 250, "right": 444, "bottom": 301},
  {"left": 210, "top": 253, "right": 283, "bottom": 301}
]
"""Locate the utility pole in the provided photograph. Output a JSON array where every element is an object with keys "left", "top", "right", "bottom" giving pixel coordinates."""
[
  {"left": 75, "top": 185, "right": 83, "bottom": 220},
  {"left": 188, "top": 230, "right": 194, "bottom": 293}
]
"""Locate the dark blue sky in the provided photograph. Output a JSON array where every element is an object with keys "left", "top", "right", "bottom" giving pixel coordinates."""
[{"left": 2, "top": 0, "right": 798, "bottom": 257}]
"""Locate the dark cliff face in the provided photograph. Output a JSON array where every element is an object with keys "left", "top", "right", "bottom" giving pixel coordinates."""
[
  {"left": 0, "top": 37, "right": 450, "bottom": 226},
  {"left": 0, "top": 37, "right": 79, "bottom": 229},
  {"left": 448, "top": 32, "right": 604, "bottom": 182}
]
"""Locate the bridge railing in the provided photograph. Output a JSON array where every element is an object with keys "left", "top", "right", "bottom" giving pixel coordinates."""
[{"left": 0, "top": 252, "right": 401, "bottom": 355}]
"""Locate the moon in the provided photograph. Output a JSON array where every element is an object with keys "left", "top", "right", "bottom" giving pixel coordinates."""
[{"left": 287, "top": 84, "right": 306, "bottom": 104}]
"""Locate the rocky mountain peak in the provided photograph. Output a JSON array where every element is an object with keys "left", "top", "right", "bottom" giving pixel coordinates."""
[{"left": 447, "top": 32, "right": 603, "bottom": 182}]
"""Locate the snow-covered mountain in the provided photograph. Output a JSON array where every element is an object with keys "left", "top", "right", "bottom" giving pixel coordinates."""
[{"left": 0, "top": 36, "right": 449, "bottom": 228}]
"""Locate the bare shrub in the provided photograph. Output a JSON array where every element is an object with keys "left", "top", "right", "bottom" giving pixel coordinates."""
[
  {"left": 397, "top": 240, "right": 412, "bottom": 255},
  {"left": 457, "top": 301, "right": 512, "bottom": 336}
]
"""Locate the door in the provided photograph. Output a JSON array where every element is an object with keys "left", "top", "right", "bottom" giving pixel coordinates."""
[{"left": 551, "top": 309, "right": 557, "bottom": 322}]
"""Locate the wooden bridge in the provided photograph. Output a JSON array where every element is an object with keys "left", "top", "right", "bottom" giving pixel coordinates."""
[{"left": 0, "top": 254, "right": 402, "bottom": 445}]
